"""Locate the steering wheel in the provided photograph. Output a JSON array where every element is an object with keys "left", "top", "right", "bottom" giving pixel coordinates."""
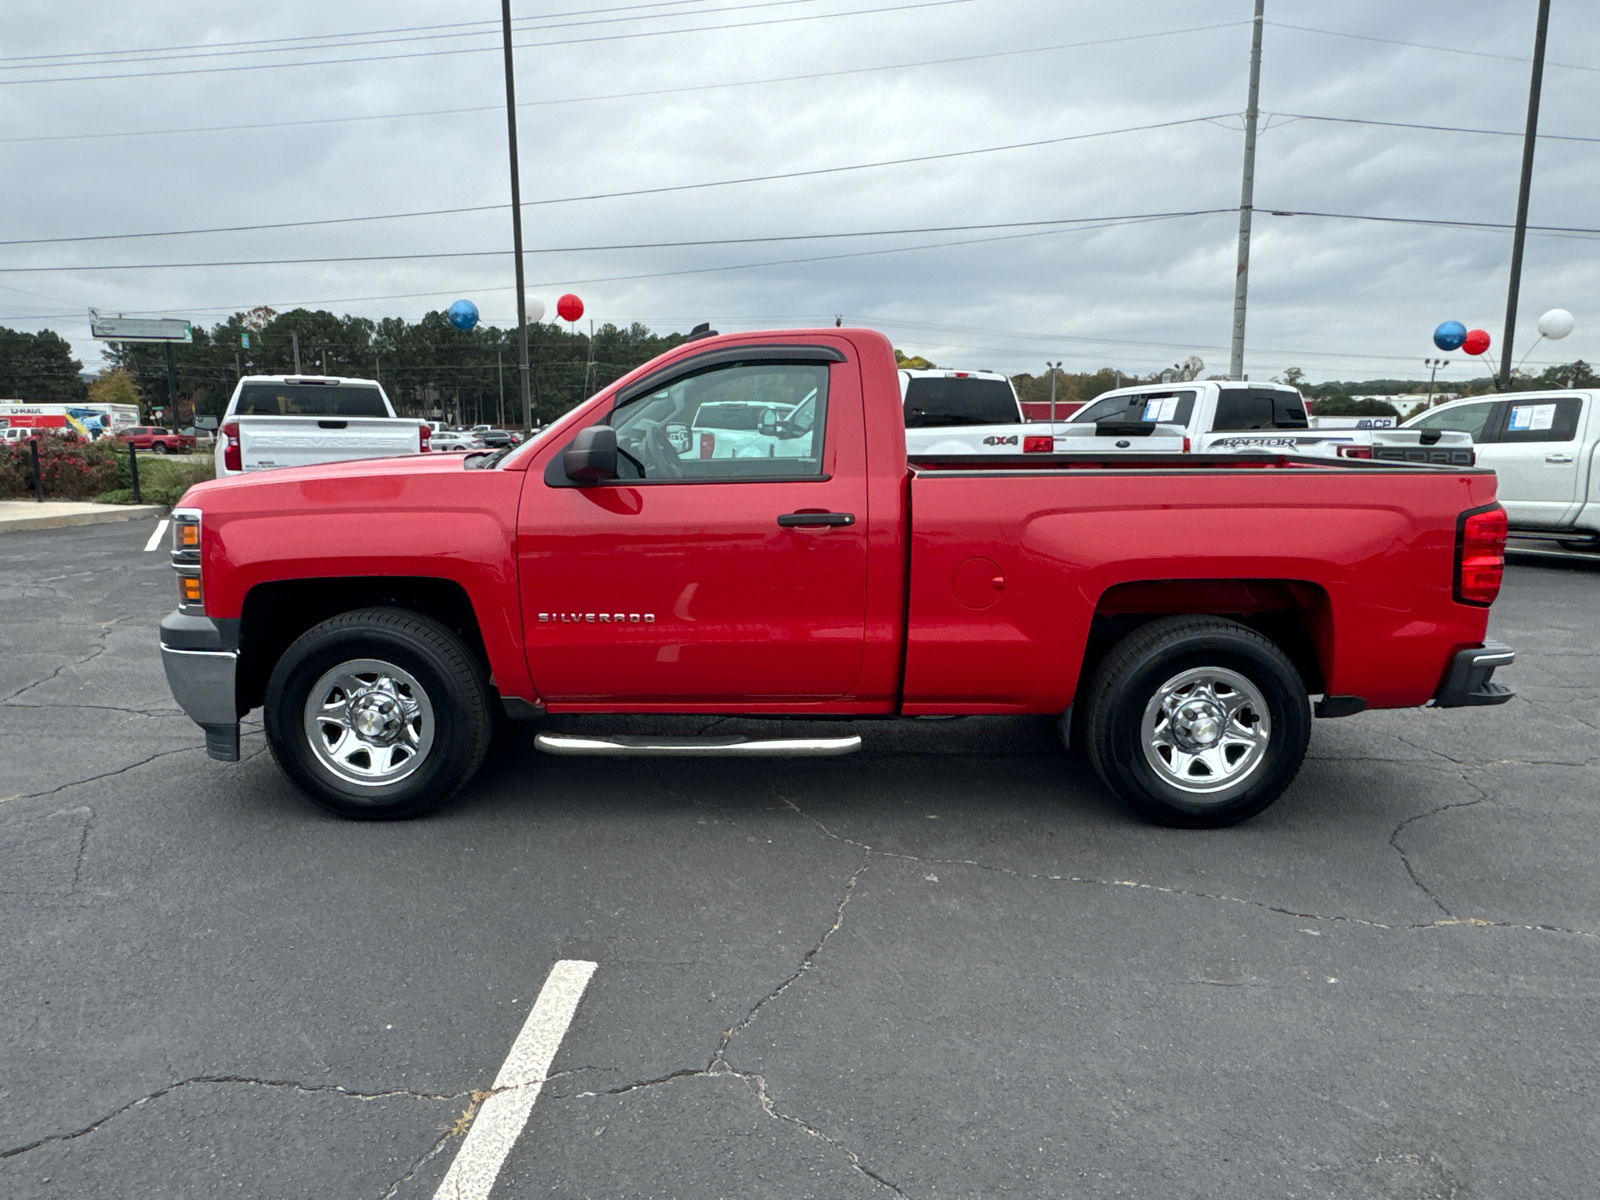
[{"left": 644, "top": 422, "right": 685, "bottom": 478}]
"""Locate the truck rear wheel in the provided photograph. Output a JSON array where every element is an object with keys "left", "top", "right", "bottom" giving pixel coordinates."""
[
  {"left": 1083, "top": 616, "right": 1310, "bottom": 828},
  {"left": 264, "top": 608, "right": 493, "bottom": 820}
]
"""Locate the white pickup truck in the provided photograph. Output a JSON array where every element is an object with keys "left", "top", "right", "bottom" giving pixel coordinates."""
[
  {"left": 215, "top": 375, "right": 429, "bottom": 477},
  {"left": 1065, "top": 382, "right": 1475, "bottom": 464},
  {"left": 1404, "top": 389, "right": 1600, "bottom": 547}
]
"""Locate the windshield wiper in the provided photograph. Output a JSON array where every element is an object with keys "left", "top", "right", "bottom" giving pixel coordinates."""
[{"left": 464, "top": 446, "right": 514, "bottom": 469}]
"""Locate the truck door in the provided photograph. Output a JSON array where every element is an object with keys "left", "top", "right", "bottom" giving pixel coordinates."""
[
  {"left": 518, "top": 352, "right": 869, "bottom": 704},
  {"left": 1478, "top": 396, "right": 1588, "bottom": 527}
]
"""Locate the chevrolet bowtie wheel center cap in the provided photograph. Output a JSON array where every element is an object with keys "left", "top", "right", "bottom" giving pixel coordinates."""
[{"left": 1171, "top": 700, "right": 1225, "bottom": 749}]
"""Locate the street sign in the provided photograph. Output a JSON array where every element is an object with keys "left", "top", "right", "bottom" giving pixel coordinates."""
[{"left": 90, "top": 316, "right": 192, "bottom": 343}]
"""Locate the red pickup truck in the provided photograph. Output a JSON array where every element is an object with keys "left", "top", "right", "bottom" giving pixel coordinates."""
[
  {"left": 159, "top": 328, "right": 1513, "bottom": 828},
  {"left": 118, "top": 425, "right": 195, "bottom": 454}
]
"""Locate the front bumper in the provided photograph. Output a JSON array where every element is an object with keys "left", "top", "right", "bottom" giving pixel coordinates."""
[
  {"left": 1433, "top": 640, "right": 1515, "bottom": 708},
  {"left": 160, "top": 611, "right": 241, "bottom": 761}
]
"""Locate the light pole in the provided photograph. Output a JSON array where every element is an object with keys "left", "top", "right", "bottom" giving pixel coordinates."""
[
  {"left": 1046, "top": 361, "right": 1062, "bottom": 424},
  {"left": 1498, "top": 0, "right": 1552, "bottom": 392},
  {"left": 1424, "top": 357, "right": 1450, "bottom": 408},
  {"left": 1229, "top": 0, "right": 1266, "bottom": 380}
]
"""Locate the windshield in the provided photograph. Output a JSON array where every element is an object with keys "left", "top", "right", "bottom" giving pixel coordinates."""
[
  {"left": 235, "top": 383, "right": 388, "bottom": 417},
  {"left": 903, "top": 378, "right": 1019, "bottom": 427}
]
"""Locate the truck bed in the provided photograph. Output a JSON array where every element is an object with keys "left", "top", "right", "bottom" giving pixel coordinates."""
[{"left": 233, "top": 415, "right": 423, "bottom": 472}]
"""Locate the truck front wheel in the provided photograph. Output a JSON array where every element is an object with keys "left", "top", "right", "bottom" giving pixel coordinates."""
[
  {"left": 1083, "top": 616, "right": 1311, "bottom": 828},
  {"left": 264, "top": 608, "right": 493, "bottom": 819}
]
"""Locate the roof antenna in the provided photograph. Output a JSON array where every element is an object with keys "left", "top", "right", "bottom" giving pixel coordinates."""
[
  {"left": 687, "top": 322, "right": 717, "bottom": 341},
  {"left": 835, "top": 315, "right": 842, "bottom": 327}
]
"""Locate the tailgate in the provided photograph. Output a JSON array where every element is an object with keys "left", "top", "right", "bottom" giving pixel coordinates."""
[{"left": 237, "top": 417, "right": 421, "bottom": 472}]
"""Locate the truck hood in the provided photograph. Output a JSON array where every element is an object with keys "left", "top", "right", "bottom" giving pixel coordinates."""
[{"left": 181, "top": 451, "right": 476, "bottom": 507}]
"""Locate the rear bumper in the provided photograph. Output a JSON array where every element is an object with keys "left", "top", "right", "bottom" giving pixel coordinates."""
[
  {"left": 160, "top": 610, "right": 241, "bottom": 761},
  {"left": 1433, "top": 640, "right": 1515, "bottom": 708}
]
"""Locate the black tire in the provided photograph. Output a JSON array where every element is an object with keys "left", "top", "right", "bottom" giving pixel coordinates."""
[
  {"left": 1083, "top": 616, "right": 1310, "bottom": 829},
  {"left": 1558, "top": 538, "right": 1600, "bottom": 553},
  {"left": 152, "top": 442, "right": 168, "bottom": 454},
  {"left": 264, "top": 607, "right": 493, "bottom": 820}
]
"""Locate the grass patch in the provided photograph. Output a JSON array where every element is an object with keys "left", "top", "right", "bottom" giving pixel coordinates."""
[{"left": 99, "top": 455, "right": 216, "bottom": 505}]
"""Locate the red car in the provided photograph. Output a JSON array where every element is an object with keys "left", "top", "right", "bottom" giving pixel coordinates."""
[
  {"left": 117, "top": 426, "right": 195, "bottom": 454},
  {"left": 157, "top": 328, "right": 1513, "bottom": 828}
]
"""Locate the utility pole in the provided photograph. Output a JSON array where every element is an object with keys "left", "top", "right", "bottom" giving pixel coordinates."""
[
  {"left": 1498, "top": 0, "right": 1552, "bottom": 392},
  {"left": 501, "top": 0, "right": 534, "bottom": 438},
  {"left": 291, "top": 330, "right": 302, "bottom": 374},
  {"left": 1047, "top": 360, "right": 1062, "bottom": 424},
  {"left": 1229, "top": 0, "right": 1265, "bottom": 381},
  {"left": 498, "top": 347, "right": 506, "bottom": 428},
  {"left": 1424, "top": 357, "right": 1450, "bottom": 408}
]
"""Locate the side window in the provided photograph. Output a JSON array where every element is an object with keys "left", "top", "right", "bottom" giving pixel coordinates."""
[
  {"left": 1272, "top": 393, "right": 1308, "bottom": 428},
  {"left": 609, "top": 362, "right": 830, "bottom": 481},
  {"left": 1496, "top": 397, "right": 1582, "bottom": 443},
  {"left": 1073, "top": 390, "right": 1196, "bottom": 426},
  {"left": 1212, "top": 390, "right": 1275, "bottom": 431},
  {"left": 1411, "top": 402, "right": 1498, "bottom": 441}
]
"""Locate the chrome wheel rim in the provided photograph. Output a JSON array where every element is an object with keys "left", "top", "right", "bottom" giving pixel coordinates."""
[
  {"left": 302, "top": 658, "right": 434, "bottom": 787},
  {"left": 1140, "top": 666, "right": 1271, "bottom": 797}
]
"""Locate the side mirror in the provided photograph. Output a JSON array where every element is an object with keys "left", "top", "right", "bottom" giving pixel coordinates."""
[
  {"left": 563, "top": 424, "right": 618, "bottom": 483},
  {"left": 758, "top": 408, "right": 778, "bottom": 437}
]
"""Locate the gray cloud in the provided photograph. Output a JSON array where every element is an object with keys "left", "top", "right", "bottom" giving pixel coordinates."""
[{"left": 1, "top": 0, "right": 1595, "bottom": 383}]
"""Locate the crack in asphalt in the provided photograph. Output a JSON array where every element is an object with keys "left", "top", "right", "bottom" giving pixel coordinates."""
[
  {"left": 0, "top": 617, "right": 125, "bottom": 704},
  {"left": 548, "top": 851, "right": 905, "bottom": 1197},
  {"left": 5, "top": 730, "right": 267, "bottom": 806},
  {"left": 773, "top": 791, "right": 1600, "bottom": 940},
  {"left": 0, "top": 1076, "right": 471, "bottom": 1162}
]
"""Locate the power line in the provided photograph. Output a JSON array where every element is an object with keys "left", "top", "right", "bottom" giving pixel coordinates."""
[
  {"left": 1268, "top": 111, "right": 1600, "bottom": 145},
  {"left": 0, "top": 22, "right": 1244, "bottom": 145},
  {"left": 1267, "top": 19, "right": 1600, "bottom": 74},
  {"left": 1262, "top": 208, "right": 1600, "bottom": 236},
  {"left": 0, "top": 115, "right": 1231, "bottom": 248},
  {"left": 0, "top": 0, "right": 715, "bottom": 65},
  {"left": 0, "top": 210, "right": 1232, "bottom": 273},
  {"left": 0, "top": 0, "right": 975, "bottom": 86},
  {"left": 0, "top": 0, "right": 827, "bottom": 72}
]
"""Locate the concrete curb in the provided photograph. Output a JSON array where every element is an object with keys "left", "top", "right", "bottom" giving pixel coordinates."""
[{"left": 0, "top": 503, "right": 166, "bottom": 535}]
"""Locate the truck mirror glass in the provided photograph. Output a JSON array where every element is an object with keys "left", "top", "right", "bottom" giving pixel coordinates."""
[
  {"left": 564, "top": 424, "right": 619, "bottom": 483},
  {"left": 665, "top": 423, "right": 690, "bottom": 454}
]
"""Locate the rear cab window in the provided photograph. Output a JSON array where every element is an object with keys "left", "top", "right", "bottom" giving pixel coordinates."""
[
  {"left": 1213, "top": 388, "right": 1306, "bottom": 432},
  {"left": 234, "top": 383, "right": 389, "bottom": 418},
  {"left": 903, "top": 377, "right": 1019, "bottom": 427}
]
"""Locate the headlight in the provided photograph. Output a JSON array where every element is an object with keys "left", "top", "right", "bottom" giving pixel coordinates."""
[{"left": 171, "top": 507, "right": 204, "bottom": 613}]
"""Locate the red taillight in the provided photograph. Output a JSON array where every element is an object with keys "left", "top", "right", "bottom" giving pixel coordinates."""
[
  {"left": 700, "top": 432, "right": 715, "bottom": 459},
  {"left": 1182, "top": 436, "right": 1191, "bottom": 453},
  {"left": 1023, "top": 435, "right": 1053, "bottom": 453},
  {"left": 1456, "top": 505, "right": 1507, "bottom": 606},
  {"left": 221, "top": 421, "right": 241, "bottom": 472},
  {"left": 1338, "top": 444, "right": 1373, "bottom": 459},
  {"left": 419, "top": 423, "right": 432, "bottom": 453}
]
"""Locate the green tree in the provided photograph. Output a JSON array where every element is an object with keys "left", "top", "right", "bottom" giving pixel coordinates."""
[
  {"left": 894, "top": 349, "right": 937, "bottom": 369},
  {"left": 0, "top": 327, "right": 87, "bottom": 401},
  {"left": 1309, "top": 396, "right": 1401, "bottom": 419}
]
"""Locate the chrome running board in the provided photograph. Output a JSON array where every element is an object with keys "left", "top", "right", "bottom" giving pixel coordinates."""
[{"left": 534, "top": 733, "right": 862, "bottom": 757}]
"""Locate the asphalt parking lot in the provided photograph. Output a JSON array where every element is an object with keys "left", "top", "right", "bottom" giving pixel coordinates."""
[{"left": 2, "top": 518, "right": 1596, "bottom": 1199}]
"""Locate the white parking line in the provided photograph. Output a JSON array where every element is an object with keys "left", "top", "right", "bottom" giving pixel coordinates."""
[
  {"left": 433, "top": 959, "right": 597, "bottom": 1200},
  {"left": 143, "top": 519, "right": 170, "bottom": 552}
]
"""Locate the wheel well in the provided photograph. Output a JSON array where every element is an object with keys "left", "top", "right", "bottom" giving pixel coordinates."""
[
  {"left": 237, "top": 577, "right": 490, "bottom": 713},
  {"left": 1079, "top": 579, "right": 1331, "bottom": 701}
]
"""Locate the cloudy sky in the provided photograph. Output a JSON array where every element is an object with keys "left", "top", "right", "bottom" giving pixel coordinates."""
[{"left": 2, "top": 0, "right": 1596, "bottom": 383}]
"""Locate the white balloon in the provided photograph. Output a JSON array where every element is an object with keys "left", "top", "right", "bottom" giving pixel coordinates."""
[
  {"left": 524, "top": 296, "right": 546, "bottom": 324},
  {"left": 1537, "top": 308, "right": 1574, "bottom": 340}
]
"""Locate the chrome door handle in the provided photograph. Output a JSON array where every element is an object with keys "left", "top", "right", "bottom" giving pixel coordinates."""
[
  {"left": 1546, "top": 453, "right": 1573, "bottom": 464},
  {"left": 777, "top": 511, "right": 855, "bottom": 527}
]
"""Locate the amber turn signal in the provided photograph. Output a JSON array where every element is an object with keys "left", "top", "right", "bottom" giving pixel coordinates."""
[
  {"left": 179, "top": 576, "right": 202, "bottom": 605},
  {"left": 178, "top": 523, "right": 199, "bottom": 547}
]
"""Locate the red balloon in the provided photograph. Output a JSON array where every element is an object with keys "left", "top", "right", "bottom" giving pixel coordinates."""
[
  {"left": 1463, "top": 328, "right": 1491, "bottom": 356},
  {"left": 556, "top": 293, "right": 584, "bottom": 323}
]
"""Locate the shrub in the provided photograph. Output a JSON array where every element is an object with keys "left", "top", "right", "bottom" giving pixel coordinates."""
[{"left": 0, "top": 435, "right": 121, "bottom": 500}]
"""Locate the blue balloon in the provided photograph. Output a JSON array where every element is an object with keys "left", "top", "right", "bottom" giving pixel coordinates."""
[
  {"left": 448, "top": 299, "right": 480, "bottom": 331},
  {"left": 1433, "top": 320, "right": 1466, "bottom": 351}
]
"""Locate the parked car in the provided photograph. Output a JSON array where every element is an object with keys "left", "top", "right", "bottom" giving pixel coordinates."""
[
  {"left": 116, "top": 426, "right": 196, "bottom": 454},
  {"left": 214, "top": 375, "right": 429, "bottom": 476},
  {"left": 1404, "top": 389, "right": 1600, "bottom": 548},
  {"left": 159, "top": 327, "right": 1513, "bottom": 829},
  {"left": 429, "top": 429, "right": 475, "bottom": 452}
]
